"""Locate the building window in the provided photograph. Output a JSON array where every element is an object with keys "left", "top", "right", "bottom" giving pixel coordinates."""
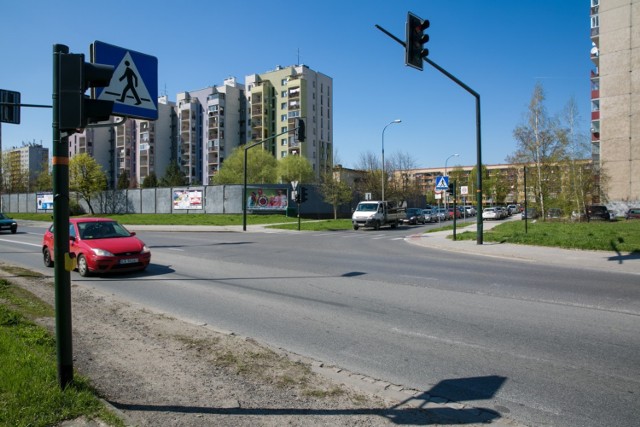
[
  {"left": 281, "top": 114, "right": 287, "bottom": 121},
  {"left": 281, "top": 138, "right": 287, "bottom": 146},
  {"left": 591, "top": 14, "right": 599, "bottom": 29},
  {"left": 281, "top": 151, "right": 287, "bottom": 158},
  {"left": 281, "top": 91, "right": 287, "bottom": 97},
  {"left": 281, "top": 102, "right": 287, "bottom": 109},
  {"left": 281, "top": 78, "right": 288, "bottom": 86}
]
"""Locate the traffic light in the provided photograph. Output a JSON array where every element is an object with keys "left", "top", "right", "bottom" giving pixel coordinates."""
[
  {"left": 405, "top": 12, "right": 430, "bottom": 71},
  {"left": 0, "top": 89, "right": 20, "bottom": 124},
  {"left": 58, "top": 53, "right": 114, "bottom": 132},
  {"left": 296, "top": 118, "right": 306, "bottom": 142},
  {"left": 448, "top": 181, "right": 456, "bottom": 197},
  {"left": 300, "top": 186, "right": 308, "bottom": 203}
]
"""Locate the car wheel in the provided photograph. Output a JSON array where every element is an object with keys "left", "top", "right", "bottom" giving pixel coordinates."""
[
  {"left": 374, "top": 221, "right": 380, "bottom": 230},
  {"left": 77, "top": 254, "right": 90, "bottom": 277},
  {"left": 43, "top": 248, "right": 53, "bottom": 268},
  {"left": 353, "top": 224, "right": 359, "bottom": 230},
  {"left": 11, "top": 227, "right": 17, "bottom": 234}
]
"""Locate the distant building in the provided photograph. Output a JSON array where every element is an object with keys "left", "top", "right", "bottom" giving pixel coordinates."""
[
  {"left": 1, "top": 143, "right": 49, "bottom": 191},
  {"left": 245, "top": 64, "right": 333, "bottom": 180},
  {"left": 590, "top": 0, "right": 640, "bottom": 203}
]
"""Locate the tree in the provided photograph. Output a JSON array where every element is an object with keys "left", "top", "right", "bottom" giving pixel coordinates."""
[
  {"left": 33, "top": 161, "right": 53, "bottom": 192},
  {"left": 117, "top": 170, "right": 130, "bottom": 190},
  {"left": 319, "top": 169, "right": 353, "bottom": 219},
  {"left": 507, "top": 83, "right": 568, "bottom": 218},
  {"left": 213, "top": 147, "right": 278, "bottom": 185},
  {"left": 69, "top": 153, "right": 107, "bottom": 214},
  {"left": 141, "top": 172, "right": 158, "bottom": 188},
  {"left": 354, "top": 151, "right": 382, "bottom": 200},
  {"left": 278, "top": 155, "right": 314, "bottom": 184},
  {"left": 160, "top": 161, "right": 187, "bottom": 187}
]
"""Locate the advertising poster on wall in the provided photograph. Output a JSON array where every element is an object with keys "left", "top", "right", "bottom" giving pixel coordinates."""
[
  {"left": 247, "top": 188, "right": 288, "bottom": 211},
  {"left": 36, "top": 192, "right": 54, "bottom": 210},
  {"left": 172, "top": 189, "right": 203, "bottom": 210}
]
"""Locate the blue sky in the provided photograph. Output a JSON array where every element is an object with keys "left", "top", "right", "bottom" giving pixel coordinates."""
[{"left": 1, "top": 0, "right": 592, "bottom": 170}]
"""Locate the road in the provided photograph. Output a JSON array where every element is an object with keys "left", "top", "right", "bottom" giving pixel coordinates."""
[{"left": 1, "top": 220, "right": 639, "bottom": 427}]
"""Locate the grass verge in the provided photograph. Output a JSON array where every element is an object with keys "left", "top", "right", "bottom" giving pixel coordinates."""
[
  {"left": 455, "top": 219, "right": 640, "bottom": 252},
  {"left": 0, "top": 271, "right": 124, "bottom": 427}
]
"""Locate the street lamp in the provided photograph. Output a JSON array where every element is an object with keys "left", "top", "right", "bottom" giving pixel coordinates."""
[{"left": 381, "top": 119, "right": 401, "bottom": 202}]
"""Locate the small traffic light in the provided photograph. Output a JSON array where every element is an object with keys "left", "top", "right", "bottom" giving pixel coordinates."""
[
  {"left": 300, "top": 186, "right": 308, "bottom": 203},
  {"left": 58, "top": 53, "right": 114, "bottom": 132},
  {"left": 448, "top": 181, "right": 456, "bottom": 196},
  {"left": 0, "top": 89, "right": 21, "bottom": 124},
  {"left": 405, "top": 12, "right": 430, "bottom": 71},
  {"left": 296, "top": 118, "right": 306, "bottom": 142}
]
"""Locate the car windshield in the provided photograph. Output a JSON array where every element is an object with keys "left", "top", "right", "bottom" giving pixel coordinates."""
[
  {"left": 356, "top": 203, "right": 378, "bottom": 212},
  {"left": 407, "top": 209, "right": 421, "bottom": 215},
  {"left": 78, "top": 221, "right": 131, "bottom": 240},
  {"left": 0, "top": 213, "right": 8, "bottom": 220}
]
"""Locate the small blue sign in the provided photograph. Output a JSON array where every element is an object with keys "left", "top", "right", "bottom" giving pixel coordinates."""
[
  {"left": 91, "top": 41, "right": 158, "bottom": 120},
  {"left": 435, "top": 175, "right": 449, "bottom": 191}
]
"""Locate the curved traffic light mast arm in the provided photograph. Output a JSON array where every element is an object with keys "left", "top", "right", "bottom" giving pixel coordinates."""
[{"left": 375, "top": 23, "right": 484, "bottom": 244}]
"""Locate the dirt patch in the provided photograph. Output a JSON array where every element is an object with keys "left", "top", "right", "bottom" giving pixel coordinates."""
[{"left": 4, "top": 266, "right": 511, "bottom": 426}]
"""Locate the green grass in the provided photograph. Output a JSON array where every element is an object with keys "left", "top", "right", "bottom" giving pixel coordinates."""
[
  {"left": 0, "top": 275, "right": 124, "bottom": 427},
  {"left": 8, "top": 212, "right": 299, "bottom": 226},
  {"left": 456, "top": 219, "right": 640, "bottom": 252},
  {"left": 267, "top": 218, "right": 353, "bottom": 231}
]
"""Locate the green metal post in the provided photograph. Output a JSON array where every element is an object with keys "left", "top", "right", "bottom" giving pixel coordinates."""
[{"left": 52, "top": 44, "right": 74, "bottom": 388}]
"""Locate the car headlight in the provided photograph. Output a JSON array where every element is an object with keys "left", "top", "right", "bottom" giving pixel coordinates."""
[
  {"left": 91, "top": 248, "right": 114, "bottom": 257},
  {"left": 141, "top": 245, "right": 150, "bottom": 254}
]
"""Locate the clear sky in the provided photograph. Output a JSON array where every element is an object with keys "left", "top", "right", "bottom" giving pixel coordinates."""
[{"left": 1, "top": 0, "right": 592, "bottom": 170}]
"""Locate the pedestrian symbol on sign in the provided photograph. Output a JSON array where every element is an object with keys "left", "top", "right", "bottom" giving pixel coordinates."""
[{"left": 435, "top": 176, "right": 449, "bottom": 191}]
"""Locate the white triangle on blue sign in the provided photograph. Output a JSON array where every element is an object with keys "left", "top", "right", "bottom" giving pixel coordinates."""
[{"left": 435, "top": 176, "right": 449, "bottom": 190}]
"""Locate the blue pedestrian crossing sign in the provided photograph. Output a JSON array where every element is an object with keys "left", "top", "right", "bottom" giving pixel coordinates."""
[
  {"left": 91, "top": 41, "right": 158, "bottom": 120},
  {"left": 435, "top": 175, "right": 449, "bottom": 191}
]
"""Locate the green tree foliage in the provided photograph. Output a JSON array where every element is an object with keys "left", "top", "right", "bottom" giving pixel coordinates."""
[
  {"left": 69, "top": 153, "right": 107, "bottom": 214},
  {"left": 141, "top": 172, "right": 159, "bottom": 188},
  {"left": 213, "top": 147, "right": 278, "bottom": 185},
  {"left": 33, "top": 162, "right": 52, "bottom": 192},
  {"left": 507, "top": 83, "right": 568, "bottom": 218},
  {"left": 117, "top": 170, "right": 130, "bottom": 190},
  {"left": 319, "top": 170, "right": 353, "bottom": 219},
  {"left": 160, "top": 161, "right": 187, "bottom": 187},
  {"left": 278, "top": 155, "right": 314, "bottom": 184}
]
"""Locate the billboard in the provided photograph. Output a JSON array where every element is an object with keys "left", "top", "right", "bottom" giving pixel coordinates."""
[
  {"left": 172, "top": 189, "right": 203, "bottom": 210},
  {"left": 247, "top": 188, "right": 288, "bottom": 211},
  {"left": 37, "top": 192, "right": 54, "bottom": 210}
]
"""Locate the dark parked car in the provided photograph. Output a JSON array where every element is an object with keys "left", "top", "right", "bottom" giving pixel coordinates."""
[
  {"left": 625, "top": 208, "right": 640, "bottom": 220},
  {"left": 586, "top": 204, "right": 615, "bottom": 221},
  {"left": 521, "top": 208, "right": 538, "bottom": 220},
  {"left": 546, "top": 208, "right": 563, "bottom": 221},
  {"left": 404, "top": 208, "right": 425, "bottom": 225},
  {"left": 0, "top": 213, "right": 18, "bottom": 234},
  {"left": 42, "top": 217, "right": 151, "bottom": 277}
]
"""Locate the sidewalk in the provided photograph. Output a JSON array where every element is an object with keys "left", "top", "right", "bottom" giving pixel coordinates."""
[{"left": 405, "top": 219, "right": 640, "bottom": 275}]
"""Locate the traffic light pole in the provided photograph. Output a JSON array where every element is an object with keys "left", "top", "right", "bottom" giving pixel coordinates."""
[
  {"left": 375, "top": 23, "right": 484, "bottom": 244},
  {"left": 52, "top": 44, "right": 74, "bottom": 388}
]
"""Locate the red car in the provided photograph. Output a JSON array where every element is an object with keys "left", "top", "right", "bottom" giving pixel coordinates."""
[{"left": 42, "top": 218, "right": 151, "bottom": 276}]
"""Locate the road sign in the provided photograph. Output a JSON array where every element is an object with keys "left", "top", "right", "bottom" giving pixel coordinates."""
[
  {"left": 0, "top": 89, "right": 20, "bottom": 124},
  {"left": 91, "top": 41, "right": 158, "bottom": 120},
  {"left": 291, "top": 180, "right": 298, "bottom": 190},
  {"left": 460, "top": 186, "right": 469, "bottom": 195},
  {"left": 435, "top": 175, "right": 449, "bottom": 191}
]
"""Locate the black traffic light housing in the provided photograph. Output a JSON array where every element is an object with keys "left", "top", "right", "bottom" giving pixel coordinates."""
[
  {"left": 406, "top": 12, "right": 430, "bottom": 71},
  {"left": 300, "top": 186, "right": 308, "bottom": 203},
  {"left": 448, "top": 181, "right": 456, "bottom": 197},
  {"left": 296, "top": 118, "right": 306, "bottom": 142},
  {"left": 58, "top": 53, "right": 114, "bottom": 132}
]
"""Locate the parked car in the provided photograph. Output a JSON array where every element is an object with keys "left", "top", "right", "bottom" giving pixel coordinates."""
[
  {"left": 463, "top": 205, "right": 476, "bottom": 216},
  {"left": 625, "top": 208, "right": 640, "bottom": 220},
  {"left": 495, "top": 206, "right": 508, "bottom": 219},
  {"left": 586, "top": 204, "right": 615, "bottom": 221},
  {"left": 482, "top": 207, "right": 499, "bottom": 220},
  {"left": 436, "top": 207, "right": 451, "bottom": 220},
  {"left": 448, "top": 207, "right": 462, "bottom": 219},
  {"left": 0, "top": 213, "right": 18, "bottom": 234},
  {"left": 422, "top": 209, "right": 435, "bottom": 223},
  {"left": 521, "top": 208, "right": 538, "bottom": 220},
  {"left": 42, "top": 218, "right": 151, "bottom": 277},
  {"left": 404, "top": 208, "right": 426, "bottom": 225},
  {"left": 546, "top": 208, "right": 563, "bottom": 221},
  {"left": 506, "top": 204, "right": 519, "bottom": 215}
]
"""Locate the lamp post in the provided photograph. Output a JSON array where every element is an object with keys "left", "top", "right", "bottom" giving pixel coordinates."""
[
  {"left": 381, "top": 119, "right": 401, "bottom": 202},
  {"left": 444, "top": 153, "right": 459, "bottom": 209}
]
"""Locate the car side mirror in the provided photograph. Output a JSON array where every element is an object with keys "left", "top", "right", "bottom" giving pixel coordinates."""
[{"left": 129, "top": 231, "right": 136, "bottom": 236}]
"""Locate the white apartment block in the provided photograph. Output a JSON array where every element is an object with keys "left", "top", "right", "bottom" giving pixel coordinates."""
[
  {"left": 176, "top": 77, "right": 246, "bottom": 185},
  {"left": 245, "top": 64, "right": 333, "bottom": 180}
]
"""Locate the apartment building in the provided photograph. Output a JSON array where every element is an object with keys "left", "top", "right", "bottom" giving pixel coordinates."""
[
  {"left": 1, "top": 143, "right": 49, "bottom": 191},
  {"left": 590, "top": 0, "right": 640, "bottom": 203},
  {"left": 136, "top": 96, "right": 177, "bottom": 186},
  {"left": 245, "top": 64, "right": 333, "bottom": 180},
  {"left": 176, "top": 77, "right": 246, "bottom": 185}
]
